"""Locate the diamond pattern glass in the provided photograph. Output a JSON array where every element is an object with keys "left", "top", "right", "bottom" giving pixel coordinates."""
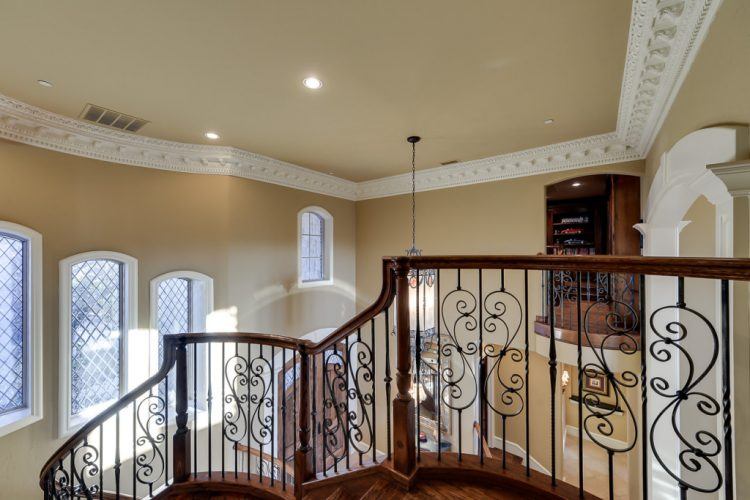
[
  {"left": 157, "top": 278, "right": 191, "bottom": 403},
  {"left": 70, "top": 259, "right": 122, "bottom": 415},
  {"left": 300, "top": 212, "right": 325, "bottom": 282},
  {"left": 157, "top": 278, "right": 190, "bottom": 362},
  {"left": 0, "top": 234, "right": 25, "bottom": 415}
]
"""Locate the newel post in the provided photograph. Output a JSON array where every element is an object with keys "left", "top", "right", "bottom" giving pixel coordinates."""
[
  {"left": 173, "top": 340, "right": 191, "bottom": 482},
  {"left": 393, "top": 258, "right": 416, "bottom": 475},
  {"left": 294, "top": 346, "right": 314, "bottom": 497}
]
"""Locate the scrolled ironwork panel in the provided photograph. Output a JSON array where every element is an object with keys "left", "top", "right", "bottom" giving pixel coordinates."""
[
  {"left": 581, "top": 296, "right": 640, "bottom": 454},
  {"left": 346, "top": 330, "right": 374, "bottom": 461},
  {"left": 649, "top": 298, "right": 723, "bottom": 494},
  {"left": 223, "top": 347, "right": 249, "bottom": 448},
  {"left": 482, "top": 277, "right": 525, "bottom": 420},
  {"left": 135, "top": 392, "right": 167, "bottom": 490},
  {"left": 322, "top": 345, "right": 348, "bottom": 469}
]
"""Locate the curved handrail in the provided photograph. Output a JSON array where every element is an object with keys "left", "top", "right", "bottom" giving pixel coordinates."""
[
  {"left": 309, "top": 258, "right": 397, "bottom": 353},
  {"left": 38, "top": 332, "right": 310, "bottom": 489},
  {"left": 396, "top": 255, "right": 750, "bottom": 280}
]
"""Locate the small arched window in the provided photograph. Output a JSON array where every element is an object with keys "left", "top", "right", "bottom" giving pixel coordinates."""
[
  {"left": 0, "top": 221, "right": 42, "bottom": 438},
  {"left": 298, "top": 207, "right": 333, "bottom": 286}
]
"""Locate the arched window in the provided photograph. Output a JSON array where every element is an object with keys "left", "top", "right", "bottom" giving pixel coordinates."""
[
  {"left": 0, "top": 221, "right": 42, "bottom": 438},
  {"left": 59, "top": 251, "right": 137, "bottom": 436},
  {"left": 298, "top": 207, "right": 333, "bottom": 286},
  {"left": 150, "top": 271, "right": 213, "bottom": 407}
]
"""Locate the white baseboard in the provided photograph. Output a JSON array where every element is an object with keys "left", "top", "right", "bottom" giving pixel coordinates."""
[
  {"left": 565, "top": 424, "right": 628, "bottom": 450},
  {"left": 491, "top": 435, "right": 551, "bottom": 476}
]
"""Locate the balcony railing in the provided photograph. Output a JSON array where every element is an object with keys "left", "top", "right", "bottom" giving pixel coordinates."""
[{"left": 40, "top": 255, "right": 746, "bottom": 499}]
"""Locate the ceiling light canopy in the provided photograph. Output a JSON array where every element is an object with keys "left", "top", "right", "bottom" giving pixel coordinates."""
[
  {"left": 302, "top": 77, "right": 323, "bottom": 90},
  {"left": 544, "top": 118, "right": 555, "bottom": 125},
  {"left": 37, "top": 79, "right": 53, "bottom": 88},
  {"left": 204, "top": 131, "right": 220, "bottom": 140}
]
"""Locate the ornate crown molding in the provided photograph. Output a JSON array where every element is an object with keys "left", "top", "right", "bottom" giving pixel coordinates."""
[
  {"left": 0, "top": 94, "right": 358, "bottom": 200},
  {"left": 0, "top": 0, "right": 723, "bottom": 201}
]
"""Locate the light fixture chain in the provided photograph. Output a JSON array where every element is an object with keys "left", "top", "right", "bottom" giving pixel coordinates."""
[{"left": 411, "top": 140, "right": 416, "bottom": 251}]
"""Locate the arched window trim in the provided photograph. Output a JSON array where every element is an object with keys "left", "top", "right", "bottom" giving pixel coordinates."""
[
  {"left": 0, "top": 221, "right": 42, "bottom": 438},
  {"left": 59, "top": 250, "right": 137, "bottom": 437},
  {"left": 297, "top": 206, "right": 334, "bottom": 288}
]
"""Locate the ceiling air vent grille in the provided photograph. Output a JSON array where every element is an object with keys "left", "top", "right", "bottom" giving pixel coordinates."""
[{"left": 79, "top": 104, "right": 148, "bottom": 133}]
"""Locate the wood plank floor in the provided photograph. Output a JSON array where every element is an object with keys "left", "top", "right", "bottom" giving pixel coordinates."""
[{"left": 355, "top": 478, "right": 527, "bottom": 499}]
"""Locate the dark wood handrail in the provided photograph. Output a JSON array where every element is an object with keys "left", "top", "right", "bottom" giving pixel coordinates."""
[
  {"left": 393, "top": 254, "right": 750, "bottom": 280},
  {"left": 309, "top": 259, "right": 397, "bottom": 353}
]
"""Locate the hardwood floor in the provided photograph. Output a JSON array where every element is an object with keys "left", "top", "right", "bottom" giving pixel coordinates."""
[{"left": 332, "top": 478, "right": 528, "bottom": 499}]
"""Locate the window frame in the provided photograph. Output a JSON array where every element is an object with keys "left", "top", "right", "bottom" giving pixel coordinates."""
[
  {"left": 149, "top": 271, "right": 214, "bottom": 409},
  {"left": 0, "top": 221, "right": 42, "bottom": 438},
  {"left": 297, "top": 206, "right": 334, "bottom": 288},
  {"left": 59, "top": 251, "right": 137, "bottom": 437}
]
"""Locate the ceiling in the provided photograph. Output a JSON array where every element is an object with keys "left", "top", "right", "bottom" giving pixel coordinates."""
[{"left": 0, "top": 0, "right": 631, "bottom": 182}]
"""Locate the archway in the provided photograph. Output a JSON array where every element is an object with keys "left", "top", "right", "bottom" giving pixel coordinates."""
[{"left": 637, "top": 125, "right": 747, "bottom": 499}]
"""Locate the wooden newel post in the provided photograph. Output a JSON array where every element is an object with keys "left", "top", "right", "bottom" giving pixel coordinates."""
[
  {"left": 393, "top": 258, "right": 416, "bottom": 475},
  {"left": 294, "top": 347, "right": 314, "bottom": 498},
  {"left": 173, "top": 341, "right": 191, "bottom": 482}
]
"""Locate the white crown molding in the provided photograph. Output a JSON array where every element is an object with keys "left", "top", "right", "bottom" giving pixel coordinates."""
[
  {"left": 0, "top": 94, "right": 358, "bottom": 200},
  {"left": 355, "top": 133, "right": 639, "bottom": 200},
  {"left": 0, "top": 0, "right": 723, "bottom": 201}
]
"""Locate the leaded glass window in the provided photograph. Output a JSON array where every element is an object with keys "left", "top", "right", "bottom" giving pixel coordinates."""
[
  {"left": 70, "top": 259, "right": 122, "bottom": 415},
  {"left": 0, "top": 234, "right": 26, "bottom": 415},
  {"left": 157, "top": 277, "right": 191, "bottom": 363},
  {"left": 300, "top": 211, "right": 325, "bottom": 282}
]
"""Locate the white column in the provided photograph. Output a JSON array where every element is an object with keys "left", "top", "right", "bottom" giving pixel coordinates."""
[
  {"left": 708, "top": 160, "right": 750, "bottom": 499},
  {"left": 635, "top": 222, "right": 690, "bottom": 500}
]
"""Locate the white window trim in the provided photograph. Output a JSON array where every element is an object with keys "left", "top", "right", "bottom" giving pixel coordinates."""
[
  {"left": 0, "top": 221, "right": 42, "bottom": 438},
  {"left": 59, "top": 251, "right": 137, "bottom": 438},
  {"left": 297, "top": 206, "right": 334, "bottom": 288}
]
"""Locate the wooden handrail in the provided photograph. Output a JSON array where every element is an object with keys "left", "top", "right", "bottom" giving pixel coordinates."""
[
  {"left": 309, "top": 259, "right": 397, "bottom": 353},
  {"left": 473, "top": 421, "right": 493, "bottom": 460},
  {"left": 394, "top": 255, "right": 750, "bottom": 280}
]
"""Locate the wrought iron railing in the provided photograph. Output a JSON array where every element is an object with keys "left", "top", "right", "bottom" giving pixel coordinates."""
[{"left": 40, "top": 255, "right": 746, "bottom": 499}]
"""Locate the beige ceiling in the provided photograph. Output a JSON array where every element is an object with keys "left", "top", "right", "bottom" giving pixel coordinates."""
[{"left": 0, "top": 0, "right": 630, "bottom": 182}]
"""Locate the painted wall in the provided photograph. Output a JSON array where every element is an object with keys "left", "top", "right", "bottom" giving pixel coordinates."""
[{"left": 0, "top": 140, "right": 356, "bottom": 498}]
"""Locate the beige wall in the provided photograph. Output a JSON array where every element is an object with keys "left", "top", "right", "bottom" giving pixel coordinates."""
[{"left": 0, "top": 140, "right": 356, "bottom": 498}]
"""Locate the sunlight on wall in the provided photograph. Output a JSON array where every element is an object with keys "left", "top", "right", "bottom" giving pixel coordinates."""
[{"left": 207, "top": 307, "right": 239, "bottom": 332}]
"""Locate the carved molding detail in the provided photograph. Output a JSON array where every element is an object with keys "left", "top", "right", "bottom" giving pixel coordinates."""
[
  {"left": 0, "top": 95, "right": 358, "bottom": 200},
  {"left": 0, "top": 0, "right": 723, "bottom": 200}
]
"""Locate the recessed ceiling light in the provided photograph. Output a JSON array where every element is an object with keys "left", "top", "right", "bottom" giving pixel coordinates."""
[
  {"left": 572, "top": 182, "right": 582, "bottom": 187},
  {"left": 204, "top": 131, "right": 220, "bottom": 140},
  {"left": 37, "top": 79, "right": 53, "bottom": 88},
  {"left": 302, "top": 77, "right": 323, "bottom": 90},
  {"left": 544, "top": 118, "right": 555, "bottom": 125}
]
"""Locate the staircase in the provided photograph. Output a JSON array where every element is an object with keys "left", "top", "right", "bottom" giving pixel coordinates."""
[{"left": 40, "top": 255, "right": 745, "bottom": 499}]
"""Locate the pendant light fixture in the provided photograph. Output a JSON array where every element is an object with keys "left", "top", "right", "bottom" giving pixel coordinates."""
[{"left": 404, "top": 135, "right": 435, "bottom": 287}]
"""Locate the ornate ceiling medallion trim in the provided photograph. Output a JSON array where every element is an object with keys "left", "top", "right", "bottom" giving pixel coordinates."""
[{"left": 0, "top": 0, "right": 723, "bottom": 201}]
